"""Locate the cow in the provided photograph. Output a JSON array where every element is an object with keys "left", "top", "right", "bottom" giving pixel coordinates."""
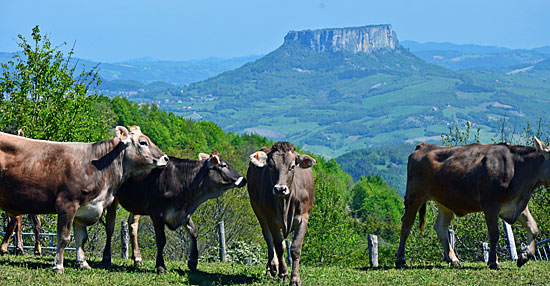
[
  {"left": 0, "top": 125, "right": 168, "bottom": 273},
  {"left": 247, "top": 142, "right": 316, "bottom": 286},
  {"left": 0, "top": 129, "right": 42, "bottom": 256},
  {"left": 395, "top": 138, "right": 550, "bottom": 270},
  {"left": 101, "top": 151, "right": 247, "bottom": 273}
]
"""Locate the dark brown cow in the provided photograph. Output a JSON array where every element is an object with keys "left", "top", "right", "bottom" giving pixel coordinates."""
[
  {"left": 247, "top": 142, "right": 315, "bottom": 286},
  {"left": 0, "top": 129, "right": 42, "bottom": 256},
  {"left": 0, "top": 126, "right": 168, "bottom": 272},
  {"left": 395, "top": 138, "right": 550, "bottom": 269},
  {"left": 101, "top": 152, "right": 246, "bottom": 273}
]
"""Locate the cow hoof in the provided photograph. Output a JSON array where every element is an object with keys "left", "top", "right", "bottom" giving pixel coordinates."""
[
  {"left": 34, "top": 251, "right": 42, "bottom": 257},
  {"left": 395, "top": 259, "right": 406, "bottom": 269},
  {"left": 101, "top": 258, "right": 112, "bottom": 268},
  {"left": 16, "top": 248, "right": 24, "bottom": 256},
  {"left": 278, "top": 273, "right": 289, "bottom": 282},
  {"left": 488, "top": 262, "right": 501, "bottom": 270},
  {"left": 188, "top": 259, "right": 198, "bottom": 272},
  {"left": 134, "top": 259, "right": 143, "bottom": 267},
  {"left": 0, "top": 250, "right": 8, "bottom": 256},
  {"left": 290, "top": 280, "right": 301, "bottom": 286},
  {"left": 79, "top": 262, "right": 92, "bottom": 270},
  {"left": 156, "top": 266, "right": 167, "bottom": 274},
  {"left": 53, "top": 267, "right": 64, "bottom": 274},
  {"left": 450, "top": 260, "right": 461, "bottom": 268}
]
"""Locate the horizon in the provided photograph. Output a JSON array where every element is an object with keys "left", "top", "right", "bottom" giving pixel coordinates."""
[{"left": 2, "top": 0, "right": 549, "bottom": 63}]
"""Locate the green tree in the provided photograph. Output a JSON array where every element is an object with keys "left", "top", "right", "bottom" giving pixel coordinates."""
[{"left": 0, "top": 25, "right": 108, "bottom": 141}]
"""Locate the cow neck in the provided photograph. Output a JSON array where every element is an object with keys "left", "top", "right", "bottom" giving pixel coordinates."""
[
  {"left": 172, "top": 158, "right": 205, "bottom": 213},
  {"left": 275, "top": 192, "right": 297, "bottom": 239},
  {"left": 91, "top": 139, "right": 126, "bottom": 171},
  {"left": 512, "top": 147, "right": 545, "bottom": 195}
]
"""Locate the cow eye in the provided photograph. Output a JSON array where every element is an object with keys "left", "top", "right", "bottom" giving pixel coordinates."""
[
  {"left": 220, "top": 163, "right": 227, "bottom": 168},
  {"left": 139, "top": 140, "right": 148, "bottom": 146}
]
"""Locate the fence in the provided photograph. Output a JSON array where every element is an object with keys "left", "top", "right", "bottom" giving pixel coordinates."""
[
  {"left": 0, "top": 231, "right": 76, "bottom": 254},
  {"left": 534, "top": 238, "right": 550, "bottom": 261}
]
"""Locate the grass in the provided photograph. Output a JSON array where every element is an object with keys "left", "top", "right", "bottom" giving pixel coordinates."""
[{"left": 1, "top": 254, "right": 550, "bottom": 285}]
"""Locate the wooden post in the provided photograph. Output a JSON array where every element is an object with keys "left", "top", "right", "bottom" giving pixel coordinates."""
[
  {"left": 285, "top": 240, "right": 292, "bottom": 268},
  {"left": 368, "top": 234, "right": 378, "bottom": 267},
  {"left": 482, "top": 242, "right": 489, "bottom": 262},
  {"left": 218, "top": 221, "right": 227, "bottom": 262},
  {"left": 448, "top": 229, "right": 456, "bottom": 253},
  {"left": 121, "top": 221, "right": 129, "bottom": 260},
  {"left": 502, "top": 220, "right": 518, "bottom": 261}
]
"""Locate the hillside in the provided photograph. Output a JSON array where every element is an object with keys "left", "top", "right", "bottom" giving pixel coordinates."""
[
  {"left": 138, "top": 25, "right": 550, "bottom": 157},
  {"left": 401, "top": 40, "right": 550, "bottom": 71}
]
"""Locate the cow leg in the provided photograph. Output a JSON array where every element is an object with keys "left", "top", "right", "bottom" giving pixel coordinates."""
[
  {"left": 186, "top": 218, "right": 199, "bottom": 272},
  {"left": 1, "top": 216, "right": 18, "bottom": 255},
  {"left": 434, "top": 204, "right": 460, "bottom": 267},
  {"left": 395, "top": 197, "right": 425, "bottom": 268},
  {"left": 269, "top": 224, "right": 288, "bottom": 281},
  {"left": 516, "top": 206, "right": 539, "bottom": 267},
  {"left": 259, "top": 220, "right": 277, "bottom": 276},
  {"left": 53, "top": 203, "right": 78, "bottom": 273},
  {"left": 15, "top": 216, "right": 24, "bottom": 255},
  {"left": 289, "top": 215, "right": 309, "bottom": 286},
  {"left": 484, "top": 205, "right": 500, "bottom": 270},
  {"left": 151, "top": 215, "right": 167, "bottom": 274},
  {"left": 31, "top": 215, "right": 42, "bottom": 256},
  {"left": 73, "top": 221, "right": 91, "bottom": 270},
  {"left": 101, "top": 200, "right": 118, "bottom": 267},
  {"left": 128, "top": 214, "right": 143, "bottom": 266}
]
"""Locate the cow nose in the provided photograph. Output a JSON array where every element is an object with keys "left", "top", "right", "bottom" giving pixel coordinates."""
[
  {"left": 157, "top": 155, "right": 169, "bottom": 166},
  {"left": 273, "top": 184, "right": 290, "bottom": 196},
  {"left": 234, "top": 176, "right": 247, "bottom": 187}
]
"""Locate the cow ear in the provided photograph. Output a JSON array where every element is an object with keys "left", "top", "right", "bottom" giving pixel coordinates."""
[
  {"left": 17, "top": 129, "right": 24, "bottom": 137},
  {"left": 250, "top": 151, "right": 268, "bottom": 167},
  {"left": 210, "top": 155, "right": 220, "bottom": 165},
  {"left": 296, "top": 154, "right": 316, "bottom": 169},
  {"left": 534, "top": 137, "right": 550, "bottom": 158},
  {"left": 198, "top": 153, "right": 210, "bottom": 161},
  {"left": 116, "top": 126, "right": 131, "bottom": 145}
]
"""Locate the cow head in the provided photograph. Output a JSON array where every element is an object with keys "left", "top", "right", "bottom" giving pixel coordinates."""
[
  {"left": 117, "top": 126, "right": 169, "bottom": 176},
  {"left": 198, "top": 152, "right": 247, "bottom": 195},
  {"left": 250, "top": 142, "right": 316, "bottom": 197},
  {"left": 534, "top": 137, "right": 550, "bottom": 187}
]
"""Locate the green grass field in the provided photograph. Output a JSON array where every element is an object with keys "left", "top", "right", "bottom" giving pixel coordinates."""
[{"left": 1, "top": 255, "right": 549, "bottom": 285}]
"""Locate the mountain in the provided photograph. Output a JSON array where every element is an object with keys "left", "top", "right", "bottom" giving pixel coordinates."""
[
  {"left": 401, "top": 40, "right": 549, "bottom": 70},
  {"left": 141, "top": 24, "right": 547, "bottom": 157}
]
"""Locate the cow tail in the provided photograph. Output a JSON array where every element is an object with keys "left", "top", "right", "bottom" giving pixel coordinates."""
[{"left": 418, "top": 203, "right": 427, "bottom": 233}]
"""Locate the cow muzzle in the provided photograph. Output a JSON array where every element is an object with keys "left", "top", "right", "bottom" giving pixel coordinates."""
[
  {"left": 234, "top": 176, "right": 247, "bottom": 187},
  {"left": 273, "top": 184, "right": 290, "bottom": 197},
  {"left": 156, "top": 155, "right": 169, "bottom": 167}
]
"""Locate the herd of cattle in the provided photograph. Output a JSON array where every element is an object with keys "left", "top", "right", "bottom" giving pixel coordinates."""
[{"left": 1, "top": 125, "right": 550, "bottom": 285}]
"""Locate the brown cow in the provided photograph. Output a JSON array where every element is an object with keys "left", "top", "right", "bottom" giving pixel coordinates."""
[
  {"left": 395, "top": 138, "right": 549, "bottom": 269},
  {"left": 0, "top": 129, "right": 42, "bottom": 256},
  {"left": 0, "top": 126, "right": 168, "bottom": 272},
  {"left": 101, "top": 152, "right": 246, "bottom": 273},
  {"left": 247, "top": 142, "right": 315, "bottom": 286}
]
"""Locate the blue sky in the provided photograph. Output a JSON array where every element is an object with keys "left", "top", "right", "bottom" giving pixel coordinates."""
[{"left": 1, "top": 0, "right": 548, "bottom": 62}]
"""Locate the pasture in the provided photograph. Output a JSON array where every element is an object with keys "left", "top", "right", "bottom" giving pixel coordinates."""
[{"left": 0, "top": 255, "right": 549, "bottom": 285}]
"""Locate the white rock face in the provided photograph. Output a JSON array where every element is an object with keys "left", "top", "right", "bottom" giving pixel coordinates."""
[{"left": 284, "top": 25, "right": 399, "bottom": 54}]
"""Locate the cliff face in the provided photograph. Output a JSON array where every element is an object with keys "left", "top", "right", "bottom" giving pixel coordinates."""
[{"left": 283, "top": 24, "right": 399, "bottom": 54}]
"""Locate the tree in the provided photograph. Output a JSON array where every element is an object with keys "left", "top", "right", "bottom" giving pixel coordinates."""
[{"left": 0, "top": 25, "right": 108, "bottom": 142}]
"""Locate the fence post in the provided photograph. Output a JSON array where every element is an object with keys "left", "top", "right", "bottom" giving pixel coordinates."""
[
  {"left": 121, "top": 221, "right": 129, "bottom": 260},
  {"left": 286, "top": 240, "right": 293, "bottom": 268},
  {"left": 368, "top": 234, "right": 378, "bottom": 267},
  {"left": 502, "top": 220, "right": 518, "bottom": 261},
  {"left": 448, "top": 229, "right": 456, "bottom": 253},
  {"left": 218, "top": 221, "right": 227, "bottom": 262},
  {"left": 482, "top": 242, "right": 489, "bottom": 262}
]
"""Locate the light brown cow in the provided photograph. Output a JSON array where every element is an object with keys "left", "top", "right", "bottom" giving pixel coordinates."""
[
  {"left": 247, "top": 142, "right": 315, "bottom": 286},
  {"left": 396, "top": 138, "right": 549, "bottom": 269},
  {"left": 0, "top": 126, "right": 168, "bottom": 272},
  {"left": 0, "top": 129, "right": 42, "bottom": 256}
]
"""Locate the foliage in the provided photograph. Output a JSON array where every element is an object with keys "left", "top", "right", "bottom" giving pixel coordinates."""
[
  {"left": 441, "top": 121, "right": 480, "bottom": 146},
  {"left": 349, "top": 175, "right": 403, "bottom": 243},
  {"left": 0, "top": 26, "right": 109, "bottom": 142}
]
